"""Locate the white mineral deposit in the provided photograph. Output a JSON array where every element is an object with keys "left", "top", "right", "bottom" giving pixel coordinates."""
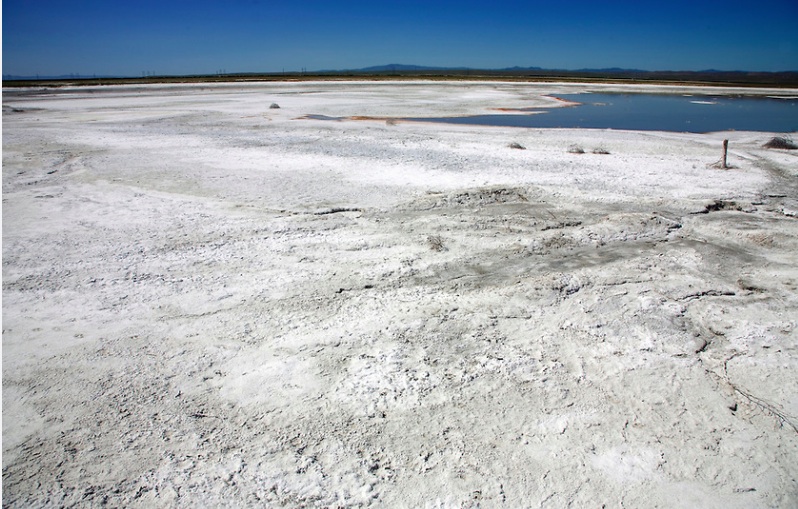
[{"left": 3, "top": 81, "right": 797, "bottom": 507}]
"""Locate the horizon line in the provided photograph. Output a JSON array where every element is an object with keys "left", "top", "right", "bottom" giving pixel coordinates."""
[{"left": 5, "top": 65, "right": 798, "bottom": 81}]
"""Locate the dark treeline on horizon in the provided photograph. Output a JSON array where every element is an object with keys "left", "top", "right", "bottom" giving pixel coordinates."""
[{"left": 4, "top": 67, "right": 798, "bottom": 88}]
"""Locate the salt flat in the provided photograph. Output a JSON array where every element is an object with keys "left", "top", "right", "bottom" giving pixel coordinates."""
[{"left": 3, "top": 81, "right": 798, "bottom": 507}]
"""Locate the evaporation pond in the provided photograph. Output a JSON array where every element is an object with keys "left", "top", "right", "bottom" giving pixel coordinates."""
[{"left": 410, "top": 93, "right": 798, "bottom": 133}]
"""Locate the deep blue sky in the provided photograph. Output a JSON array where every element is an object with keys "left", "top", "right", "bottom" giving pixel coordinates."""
[{"left": 3, "top": 0, "right": 797, "bottom": 76}]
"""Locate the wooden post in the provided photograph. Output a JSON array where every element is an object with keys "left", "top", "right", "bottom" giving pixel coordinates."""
[{"left": 721, "top": 139, "right": 729, "bottom": 169}]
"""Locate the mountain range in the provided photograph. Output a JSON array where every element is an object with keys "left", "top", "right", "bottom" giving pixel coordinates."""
[{"left": 4, "top": 65, "right": 798, "bottom": 86}]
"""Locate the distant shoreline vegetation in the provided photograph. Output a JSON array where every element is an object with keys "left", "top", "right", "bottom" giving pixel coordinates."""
[{"left": 4, "top": 67, "right": 798, "bottom": 88}]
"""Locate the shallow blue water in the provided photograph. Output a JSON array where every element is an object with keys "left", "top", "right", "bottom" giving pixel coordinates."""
[{"left": 410, "top": 93, "right": 798, "bottom": 133}]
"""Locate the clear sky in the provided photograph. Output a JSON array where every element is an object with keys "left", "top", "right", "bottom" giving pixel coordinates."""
[{"left": 3, "top": 0, "right": 797, "bottom": 77}]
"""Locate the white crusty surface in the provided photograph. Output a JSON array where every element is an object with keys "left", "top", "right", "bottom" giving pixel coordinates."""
[{"left": 3, "top": 81, "right": 798, "bottom": 508}]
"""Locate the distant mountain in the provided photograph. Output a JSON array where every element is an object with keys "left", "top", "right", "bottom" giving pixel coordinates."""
[
  {"left": 574, "top": 67, "right": 647, "bottom": 73},
  {"left": 4, "top": 65, "right": 798, "bottom": 87},
  {"left": 500, "top": 66, "right": 543, "bottom": 71},
  {"left": 351, "top": 64, "right": 544, "bottom": 73},
  {"left": 349, "top": 64, "right": 472, "bottom": 72},
  {"left": 328, "top": 65, "right": 798, "bottom": 86},
  {"left": 328, "top": 64, "right": 796, "bottom": 77}
]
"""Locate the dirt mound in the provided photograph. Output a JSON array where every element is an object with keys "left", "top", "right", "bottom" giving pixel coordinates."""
[
  {"left": 407, "top": 186, "right": 532, "bottom": 210},
  {"left": 763, "top": 137, "right": 797, "bottom": 150}
]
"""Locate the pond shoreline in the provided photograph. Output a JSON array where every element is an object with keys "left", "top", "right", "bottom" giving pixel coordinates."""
[{"left": 403, "top": 92, "right": 798, "bottom": 133}]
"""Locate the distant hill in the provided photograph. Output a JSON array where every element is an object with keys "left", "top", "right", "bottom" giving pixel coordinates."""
[
  {"left": 340, "top": 64, "right": 541, "bottom": 73},
  {"left": 354, "top": 64, "right": 470, "bottom": 72},
  {"left": 4, "top": 65, "right": 798, "bottom": 87},
  {"left": 323, "top": 65, "right": 798, "bottom": 86}
]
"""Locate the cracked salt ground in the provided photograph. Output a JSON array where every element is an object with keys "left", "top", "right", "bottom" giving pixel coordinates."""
[{"left": 3, "top": 81, "right": 798, "bottom": 507}]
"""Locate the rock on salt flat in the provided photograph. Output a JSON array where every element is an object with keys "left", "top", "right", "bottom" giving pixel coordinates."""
[{"left": 3, "top": 81, "right": 798, "bottom": 507}]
